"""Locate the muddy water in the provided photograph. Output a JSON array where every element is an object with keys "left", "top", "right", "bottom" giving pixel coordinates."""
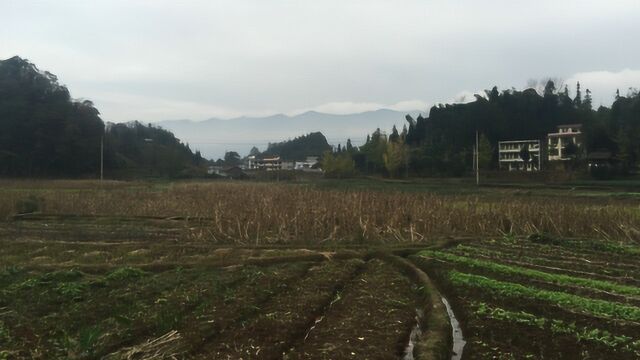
[
  {"left": 402, "top": 309, "right": 423, "bottom": 360},
  {"left": 441, "top": 296, "right": 466, "bottom": 360}
]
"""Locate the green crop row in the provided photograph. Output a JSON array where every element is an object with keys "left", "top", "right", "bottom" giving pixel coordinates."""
[
  {"left": 448, "top": 271, "right": 640, "bottom": 322},
  {"left": 420, "top": 250, "right": 640, "bottom": 297},
  {"left": 471, "top": 302, "right": 640, "bottom": 354}
]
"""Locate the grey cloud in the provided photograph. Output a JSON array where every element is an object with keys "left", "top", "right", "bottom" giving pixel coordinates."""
[{"left": 1, "top": 0, "right": 639, "bottom": 123}]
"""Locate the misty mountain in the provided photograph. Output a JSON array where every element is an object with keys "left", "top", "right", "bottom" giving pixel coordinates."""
[{"left": 153, "top": 109, "right": 422, "bottom": 159}]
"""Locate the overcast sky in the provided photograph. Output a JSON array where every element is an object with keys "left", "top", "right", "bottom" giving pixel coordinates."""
[{"left": 2, "top": 0, "right": 640, "bottom": 123}]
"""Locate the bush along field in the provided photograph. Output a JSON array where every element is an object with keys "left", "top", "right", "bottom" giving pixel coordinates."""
[{"left": 412, "top": 235, "right": 640, "bottom": 359}]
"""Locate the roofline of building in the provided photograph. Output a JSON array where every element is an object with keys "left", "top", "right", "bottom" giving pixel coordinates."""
[
  {"left": 557, "top": 124, "right": 583, "bottom": 128},
  {"left": 548, "top": 132, "right": 582, "bottom": 137},
  {"left": 498, "top": 140, "right": 540, "bottom": 143}
]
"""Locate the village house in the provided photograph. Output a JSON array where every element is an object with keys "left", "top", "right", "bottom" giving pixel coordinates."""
[
  {"left": 547, "top": 124, "right": 582, "bottom": 161},
  {"left": 294, "top": 156, "right": 320, "bottom": 171},
  {"left": 247, "top": 155, "right": 282, "bottom": 171},
  {"left": 498, "top": 140, "right": 541, "bottom": 171}
]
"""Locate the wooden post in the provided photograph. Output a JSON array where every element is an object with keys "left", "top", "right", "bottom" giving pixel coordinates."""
[
  {"left": 476, "top": 130, "right": 479, "bottom": 186},
  {"left": 100, "top": 135, "right": 104, "bottom": 181}
]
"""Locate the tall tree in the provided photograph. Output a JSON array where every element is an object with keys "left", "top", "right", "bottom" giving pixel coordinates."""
[
  {"left": 389, "top": 125, "right": 400, "bottom": 143},
  {"left": 224, "top": 151, "right": 241, "bottom": 165},
  {"left": 574, "top": 82, "right": 582, "bottom": 106},
  {"left": 543, "top": 80, "right": 556, "bottom": 97},
  {"left": 346, "top": 138, "right": 354, "bottom": 153},
  {"left": 383, "top": 140, "right": 408, "bottom": 178},
  {"left": 583, "top": 88, "right": 593, "bottom": 110}
]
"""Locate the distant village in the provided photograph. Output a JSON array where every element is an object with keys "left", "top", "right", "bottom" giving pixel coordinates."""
[
  {"left": 208, "top": 156, "right": 321, "bottom": 178},
  {"left": 208, "top": 123, "right": 611, "bottom": 179}
]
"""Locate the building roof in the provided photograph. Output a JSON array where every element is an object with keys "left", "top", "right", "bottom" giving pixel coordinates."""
[
  {"left": 557, "top": 124, "right": 582, "bottom": 128},
  {"left": 498, "top": 139, "right": 540, "bottom": 144},
  {"left": 548, "top": 132, "right": 581, "bottom": 137}
]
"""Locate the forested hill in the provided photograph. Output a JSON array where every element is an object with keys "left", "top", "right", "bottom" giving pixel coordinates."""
[
  {"left": 337, "top": 83, "right": 639, "bottom": 178},
  {"left": 104, "top": 121, "right": 206, "bottom": 178},
  {"left": 0, "top": 56, "right": 104, "bottom": 176},
  {"left": 406, "top": 85, "right": 598, "bottom": 152},
  {"left": 393, "top": 83, "right": 638, "bottom": 175},
  {"left": 0, "top": 56, "right": 205, "bottom": 178},
  {"left": 260, "top": 132, "right": 332, "bottom": 160}
]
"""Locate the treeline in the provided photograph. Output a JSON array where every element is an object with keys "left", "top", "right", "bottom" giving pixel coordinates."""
[
  {"left": 104, "top": 121, "right": 205, "bottom": 178},
  {"left": 261, "top": 132, "right": 331, "bottom": 161},
  {"left": 216, "top": 131, "right": 331, "bottom": 167},
  {"left": 324, "top": 82, "right": 640, "bottom": 178},
  {"left": 0, "top": 56, "right": 205, "bottom": 178}
]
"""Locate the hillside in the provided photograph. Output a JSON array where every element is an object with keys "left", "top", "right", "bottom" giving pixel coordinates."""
[
  {"left": 261, "top": 132, "right": 331, "bottom": 160},
  {"left": 0, "top": 56, "right": 204, "bottom": 178},
  {"left": 155, "top": 109, "right": 422, "bottom": 159}
]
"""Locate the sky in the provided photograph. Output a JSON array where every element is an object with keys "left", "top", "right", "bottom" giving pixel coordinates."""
[{"left": 2, "top": 0, "right": 640, "bottom": 123}]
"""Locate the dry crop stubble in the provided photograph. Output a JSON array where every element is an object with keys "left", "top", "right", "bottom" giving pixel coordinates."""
[{"left": 0, "top": 181, "right": 638, "bottom": 245}]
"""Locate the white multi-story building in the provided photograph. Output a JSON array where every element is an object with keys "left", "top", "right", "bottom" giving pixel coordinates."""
[
  {"left": 247, "top": 155, "right": 282, "bottom": 171},
  {"left": 294, "top": 156, "right": 319, "bottom": 171},
  {"left": 547, "top": 124, "right": 582, "bottom": 161},
  {"left": 498, "top": 140, "right": 541, "bottom": 171}
]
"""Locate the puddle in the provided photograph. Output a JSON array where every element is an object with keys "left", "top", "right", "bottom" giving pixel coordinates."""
[
  {"left": 402, "top": 309, "right": 423, "bottom": 360},
  {"left": 441, "top": 296, "right": 466, "bottom": 360}
]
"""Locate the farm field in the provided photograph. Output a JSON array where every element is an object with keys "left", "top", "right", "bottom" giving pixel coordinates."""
[
  {"left": 413, "top": 237, "right": 640, "bottom": 359},
  {"left": 1, "top": 179, "right": 640, "bottom": 359}
]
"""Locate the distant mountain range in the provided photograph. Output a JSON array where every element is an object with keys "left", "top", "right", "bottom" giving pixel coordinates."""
[{"left": 154, "top": 109, "right": 423, "bottom": 159}]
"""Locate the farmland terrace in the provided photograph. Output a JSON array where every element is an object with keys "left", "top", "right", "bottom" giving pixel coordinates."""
[{"left": 0, "top": 179, "right": 639, "bottom": 359}]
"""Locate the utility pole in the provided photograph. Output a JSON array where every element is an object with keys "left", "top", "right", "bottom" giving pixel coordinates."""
[
  {"left": 100, "top": 135, "right": 104, "bottom": 181},
  {"left": 475, "top": 130, "right": 480, "bottom": 186}
]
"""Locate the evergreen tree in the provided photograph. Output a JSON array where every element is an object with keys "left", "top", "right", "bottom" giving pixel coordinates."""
[
  {"left": 400, "top": 125, "right": 408, "bottom": 142},
  {"left": 574, "top": 82, "right": 582, "bottom": 106},
  {"left": 389, "top": 125, "right": 400, "bottom": 143},
  {"left": 543, "top": 80, "right": 556, "bottom": 97},
  {"left": 583, "top": 89, "right": 593, "bottom": 110},
  {"left": 346, "top": 138, "right": 354, "bottom": 153}
]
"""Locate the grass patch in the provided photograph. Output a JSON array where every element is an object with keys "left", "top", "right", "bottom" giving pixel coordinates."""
[{"left": 105, "top": 267, "right": 148, "bottom": 282}]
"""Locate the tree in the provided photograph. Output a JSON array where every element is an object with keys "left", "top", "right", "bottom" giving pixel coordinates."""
[
  {"left": 249, "top": 146, "right": 260, "bottom": 156},
  {"left": 478, "top": 134, "right": 493, "bottom": 169},
  {"left": 563, "top": 141, "right": 578, "bottom": 158},
  {"left": 543, "top": 80, "right": 556, "bottom": 97},
  {"left": 389, "top": 125, "right": 400, "bottom": 143},
  {"left": 583, "top": 88, "right": 593, "bottom": 110},
  {"left": 359, "top": 128, "right": 387, "bottom": 174},
  {"left": 346, "top": 138, "right": 354, "bottom": 153},
  {"left": 519, "top": 145, "right": 531, "bottom": 164},
  {"left": 383, "top": 140, "right": 408, "bottom": 178},
  {"left": 574, "top": 82, "right": 582, "bottom": 106},
  {"left": 224, "top": 151, "right": 241, "bottom": 165},
  {"left": 321, "top": 151, "right": 356, "bottom": 178}
]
